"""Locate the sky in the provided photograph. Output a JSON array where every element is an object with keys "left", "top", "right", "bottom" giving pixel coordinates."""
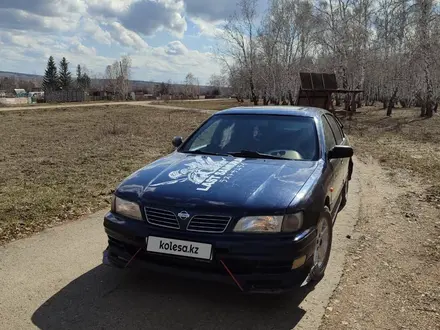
[{"left": 0, "top": 0, "right": 267, "bottom": 85}]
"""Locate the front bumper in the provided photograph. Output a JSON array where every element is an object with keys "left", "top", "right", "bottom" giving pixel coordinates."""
[{"left": 103, "top": 212, "right": 317, "bottom": 293}]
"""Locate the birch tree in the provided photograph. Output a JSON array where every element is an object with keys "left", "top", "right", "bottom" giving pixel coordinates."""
[
  {"left": 215, "top": 0, "right": 440, "bottom": 117},
  {"left": 104, "top": 55, "right": 132, "bottom": 100},
  {"left": 217, "top": 0, "right": 260, "bottom": 104}
]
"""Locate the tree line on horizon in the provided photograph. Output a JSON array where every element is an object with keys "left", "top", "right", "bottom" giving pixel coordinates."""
[
  {"left": 42, "top": 56, "right": 91, "bottom": 93},
  {"left": 9, "top": 53, "right": 227, "bottom": 100}
]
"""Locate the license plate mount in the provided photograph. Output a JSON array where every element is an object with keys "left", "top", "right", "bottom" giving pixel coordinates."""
[{"left": 146, "top": 236, "right": 213, "bottom": 260}]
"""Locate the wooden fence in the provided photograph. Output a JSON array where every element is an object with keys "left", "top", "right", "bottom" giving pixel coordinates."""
[{"left": 45, "top": 90, "right": 88, "bottom": 103}]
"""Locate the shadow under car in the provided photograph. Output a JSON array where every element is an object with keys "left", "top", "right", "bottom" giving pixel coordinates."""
[{"left": 31, "top": 264, "right": 314, "bottom": 330}]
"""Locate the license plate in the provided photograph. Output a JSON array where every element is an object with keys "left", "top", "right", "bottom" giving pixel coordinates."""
[{"left": 146, "top": 236, "right": 212, "bottom": 260}]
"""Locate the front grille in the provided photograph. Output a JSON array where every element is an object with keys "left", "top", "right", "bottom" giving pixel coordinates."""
[
  {"left": 187, "top": 215, "right": 231, "bottom": 233},
  {"left": 145, "top": 207, "right": 180, "bottom": 229}
]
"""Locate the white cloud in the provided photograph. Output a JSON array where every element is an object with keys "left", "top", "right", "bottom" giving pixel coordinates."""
[
  {"left": 106, "top": 22, "right": 149, "bottom": 50},
  {"left": 0, "top": 8, "right": 79, "bottom": 32},
  {"left": 128, "top": 43, "right": 220, "bottom": 83},
  {"left": 0, "top": 28, "right": 221, "bottom": 84},
  {"left": 120, "top": 0, "right": 187, "bottom": 38},
  {"left": 69, "top": 40, "right": 97, "bottom": 57},
  {"left": 81, "top": 18, "right": 112, "bottom": 45},
  {"left": 88, "top": 0, "right": 187, "bottom": 38},
  {"left": 0, "top": 0, "right": 87, "bottom": 17},
  {"left": 190, "top": 17, "right": 224, "bottom": 38},
  {"left": 0, "top": 0, "right": 226, "bottom": 83},
  {"left": 165, "top": 41, "right": 188, "bottom": 55},
  {"left": 87, "top": 0, "right": 135, "bottom": 17},
  {"left": 0, "top": 30, "right": 110, "bottom": 73}
]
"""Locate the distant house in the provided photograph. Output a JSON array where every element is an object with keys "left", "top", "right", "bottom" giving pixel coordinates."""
[
  {"left": 28, "top": 91, "right": 44, "bottom": 99},
  {"left": 0, "top": 90, "right": 6, "bottom": 98},
  {"left": 13, "top": 89, "right": 27, "bottom": 97}
]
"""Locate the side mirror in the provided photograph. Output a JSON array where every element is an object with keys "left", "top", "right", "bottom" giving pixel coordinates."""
[
  {"left": 172, "top": 136, "right": 183, "bottom": 148},
  {"left": 328, "top": 145, "right": 353, "bottom": 159}
]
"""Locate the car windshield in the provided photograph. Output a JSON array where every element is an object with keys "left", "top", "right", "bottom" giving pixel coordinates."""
[{"left": 179, "top": 114, "right": 319, "bottom": 161}]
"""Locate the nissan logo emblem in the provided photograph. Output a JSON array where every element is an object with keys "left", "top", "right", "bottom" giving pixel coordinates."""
[{"left": 178, "top": 211, "right": 190, "bottom": 220}]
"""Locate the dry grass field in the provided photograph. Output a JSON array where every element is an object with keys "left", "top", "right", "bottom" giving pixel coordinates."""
[
  {"left": 156, "top": 99, "right": 253, "bottom": 110},
  {"left": 344, "top": 106, "right": 440, "bottom": 195},
  {"left": 0, "top": 105, "right": 211, "bottom": 243},
  {"left": 2, "top": 102, "right": 438, "bottom": 245},
  {"left": 0, "top": 101, "right": 439, "bottom": 328}
]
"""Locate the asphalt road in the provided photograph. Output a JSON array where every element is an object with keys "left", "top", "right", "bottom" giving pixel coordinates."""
[{"left": 0, "top": 167, "right": 360, "bottom": 330}]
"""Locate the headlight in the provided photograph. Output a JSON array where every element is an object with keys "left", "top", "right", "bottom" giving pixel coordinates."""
[
  {"left": 111, "top": 195, "right": 143, "bottom": 220},
  {"left": 233, "top": 212, "right": 303, "bottom": 233}
]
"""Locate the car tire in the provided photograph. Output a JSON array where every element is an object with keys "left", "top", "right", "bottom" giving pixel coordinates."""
[{"left": 307, "top": 206, "right": 333, "bottom": 284}]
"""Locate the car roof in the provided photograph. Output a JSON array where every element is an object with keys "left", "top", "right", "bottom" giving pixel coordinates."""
[{"left": 214, "top": 106, "right": 331, "bottom": 119}]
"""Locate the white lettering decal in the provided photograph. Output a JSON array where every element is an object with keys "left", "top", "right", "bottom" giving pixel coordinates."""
[{"left": 150, "top": 156, "right": 245, "bottom": 191}]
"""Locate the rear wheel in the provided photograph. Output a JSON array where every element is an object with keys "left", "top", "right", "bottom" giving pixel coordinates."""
[{"left": 305, "top": 206, "right": 333, "bottom": 284}]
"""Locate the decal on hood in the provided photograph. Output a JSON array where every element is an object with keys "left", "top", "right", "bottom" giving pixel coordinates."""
[{"left": 150, "top": 156, "right": 245, "bottom": 191}]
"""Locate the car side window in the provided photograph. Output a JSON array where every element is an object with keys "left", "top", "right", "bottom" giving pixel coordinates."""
[
  {"left": 322, "top": 116, "right": 337, "bottom": 152},
  {"left": 325, "top": 115, "right": 344, "bottom": 144}
]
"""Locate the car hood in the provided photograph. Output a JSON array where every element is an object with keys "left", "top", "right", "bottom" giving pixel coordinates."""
[{"left": 116, "top": 153, "right": 318, "bottom": 212}]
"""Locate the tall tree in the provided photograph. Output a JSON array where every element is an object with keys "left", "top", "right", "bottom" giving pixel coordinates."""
[
  {"left": 417, "top": 0, "right": 435, "bottom": 117},
  {"left": 58, "top": 57, "right": 72, "bottom": 90},
  {"left": 217, "top": 0, "right": 259, "bottom": 105},
  {"left": 104, "top": 55, "right": 132, "bottom": 99},
  {"left": 76, "top": 64, "right": 82, "bottom": 84},
  {"left": 184, "top": 73, "right": 200, "bottom": 98},
  {"left": 76, "top": 64, "right": 91, "bottom": 91},
  {"left": 42, "top": 56, "right": 59, "bottom": 92}
]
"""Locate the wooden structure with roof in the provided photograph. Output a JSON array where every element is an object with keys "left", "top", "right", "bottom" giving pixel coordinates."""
[{"left": 296, "top": 72, "right": 363, "bottom": 114}]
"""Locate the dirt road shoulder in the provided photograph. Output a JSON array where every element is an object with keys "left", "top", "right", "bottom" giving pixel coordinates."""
[
  {"left": 0, "top": 162, "right": 361, "bottom": 330},
  {"left": 320, "top": 156, "right": 440, "bottom": 330}
]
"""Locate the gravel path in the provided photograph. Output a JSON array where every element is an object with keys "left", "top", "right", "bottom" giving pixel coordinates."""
[{"left": 0, "top": 99, "right": 228, "bottom": 112}]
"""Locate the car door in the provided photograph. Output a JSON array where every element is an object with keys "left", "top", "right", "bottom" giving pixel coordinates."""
[
  {"left": 324, "top": 114, "right": 346, "bottom": 200},
  {"left": 321, "top": 115, "right": 340, "bottom": 211}
]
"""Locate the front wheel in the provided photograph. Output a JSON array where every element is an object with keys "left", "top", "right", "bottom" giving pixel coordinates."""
[{"left": 305, "top": 206, "right": 333, "bottom": 284}]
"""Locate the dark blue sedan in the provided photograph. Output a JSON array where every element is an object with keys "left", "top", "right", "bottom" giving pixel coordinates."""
[{"left": 103, "top": 106, "right": 354, "bottom": 293}]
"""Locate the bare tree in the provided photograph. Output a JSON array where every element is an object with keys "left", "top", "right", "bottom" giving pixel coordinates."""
[
  {"left": 213, "top": 0, "right": 440, "bottom": 117},
  {"left": 184, "top": 73, "right": 200, "bottom": 98},
  {"left": 415, "top": 0, "right": 436, "bottom": 117},
  {"left": 209, "top": 74, "right": 227, "bottom": 96},
  {"left": 104, "top": 55, "right": 132, "bottom": 100},
  {"left": 216, "top": 0, "right": 259, "bottom": 105}
]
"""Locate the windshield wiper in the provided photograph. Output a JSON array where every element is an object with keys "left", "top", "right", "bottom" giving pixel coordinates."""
[
  {"left": 227, "top": 150, "right": 289, "bottom": 160},
  {"left": 184, "top": 149, "right": 229, "bottom": 157}
]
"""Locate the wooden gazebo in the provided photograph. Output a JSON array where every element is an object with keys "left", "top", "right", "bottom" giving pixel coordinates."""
[{"left": 296, "top": 72, "right": 363, "bottom": 114}]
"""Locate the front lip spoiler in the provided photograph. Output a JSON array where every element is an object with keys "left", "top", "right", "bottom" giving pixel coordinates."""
[{"left": 102, "top": 246, "right": 312, "bottom": 294}]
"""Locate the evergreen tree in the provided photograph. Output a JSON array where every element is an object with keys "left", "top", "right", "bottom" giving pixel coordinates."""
[
  {"left": 59, "top": 57, "right": 72, "bottom": 90},
  {"left": 82, "top": 73, "right": 91, "bottom": 91},
  {"left": 42, "top": 56, "right": 59, "bottom": 92},
  {"left": 76, "top": 64, "right": 91, "bottom": 91},
  {"left": 76, "top": 64, "right": 82, "bottom": 85}
]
